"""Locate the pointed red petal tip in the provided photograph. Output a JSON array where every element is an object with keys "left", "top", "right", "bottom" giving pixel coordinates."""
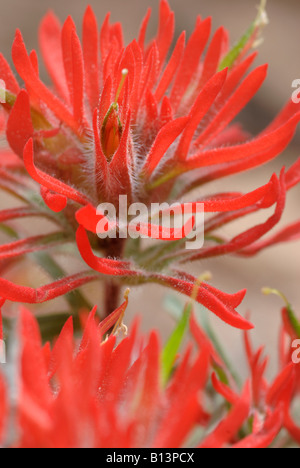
[
  {"left": 138, "top": 7, "right": 152, "bottom": 50},
  {"left": 143, "top": 116, "right": 190, "bottom": 178},
  {"left": 176, "top": 68, "right": 228, "bottom": 161},
  {"left": 170, "top": 16, "right": 212, "bottom": 112},
  {"left": 84, "top": 4, "right": 95, "bottom": 16},
  {"left": 99, "top": 290, "right": 129, "bottom": 336},
  {"left": 6, "top": 89, "right": 33, "bottom": 156},
  {"left": 78, "top": 305, "right": 99, "bottom": 351},
  {"left": 39, "top": 11, "right": 69, "bottom": 101},
  {"left": 155, "top": 31, "right": 186, "bottom": 103},
  {"left": 12, "top": 28, "right": 82, "bottom": 135},
  {"left": 155, "top": 274, "right": 252, "bottom": 330},
  {"left": 0, "top": 52, "right": 20, "bottom": 95},
  {"left": 156, "top": 0, "right": 175, "bottom": 65},
  {"left": 108, "top": 111, "right": 133, "bottom": 196},
  {"left": 180, "top": 110, "right": 300, "bottom": 179},
  {"left": 48, "top": 315, "right": 74, "bottom": 379},
  {"left": 193, "top": 64, "right": 268, "bottom": 149},
  {"left": 71, "top": 29, "right": 85, "bottom": 121},
  {"left": 211, "top": 372, "right": 240, "bottom": 405},
  {"left": 29, "top": 50, "right": 39, "bottom": 75},
  {"left": 83, "top": 6, "right": 99, "bottom": 111},
  {"left": 61, "top": 16, "right": 76, "bottom": 99},
  {"left": 19, "top": 305, "right": 42, "bottom": 346}
]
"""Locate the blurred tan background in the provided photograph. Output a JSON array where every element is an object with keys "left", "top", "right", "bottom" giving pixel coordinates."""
[{"left": 0, "top": 0, "right": 300, "bottom": 378}]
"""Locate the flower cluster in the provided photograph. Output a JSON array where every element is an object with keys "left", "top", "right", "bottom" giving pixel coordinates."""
[
  {"left": 0, "top": 0, "right": 300, "bottom": 449},
  {"left": 0, "top": 0, "right": 300, "bottom": 330},
  {"left": 0, "top": 298, "right": 300, "bottom": 448}
]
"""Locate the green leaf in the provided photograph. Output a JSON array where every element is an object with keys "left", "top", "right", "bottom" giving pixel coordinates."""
[
  {"left": 213, "top": 364, "right": 229, "bottom": 386},
  {"left": 219, "top": 25, "right": 255, "bottom": 71},
  {"left": 262, "top": 287, "right": 300, "bottom": 338},
  {"left": 161, "top": 302, "right": 192, "bottom": 386},
  {"left": 219, "top": 0, "right": 268, "bottom": 71},
  {"left": 286, "top": 305, "right": 300, "bottom": 339},
  {"left": 0, "top": 224, "right": 18, "bottom": 238}
]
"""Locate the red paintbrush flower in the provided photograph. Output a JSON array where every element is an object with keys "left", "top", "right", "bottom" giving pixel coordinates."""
[
  {"left": 0, "top": 0, "right": 300, "bottom": 331},
  {"left": 0, "top": 303, "right": 212, "bottom": 448},
  {"left": 0, "top": 303, "right": 270, "bottom": 448},
  {"left": 0, "top": 300, "right": 299, "bottom": 449}
]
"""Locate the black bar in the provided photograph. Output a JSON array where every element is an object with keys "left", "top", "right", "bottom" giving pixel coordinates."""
[{"left": 99, "top": 449, "right": 202, "bottom": 463}]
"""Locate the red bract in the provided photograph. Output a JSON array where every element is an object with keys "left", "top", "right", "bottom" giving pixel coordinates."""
[
  {"left": 191, "top": 315, "right": 299, "bottom": 449},
  {"left": 0, "top": 305, "right": 210, "bottom": 448},
  {"left": 0, "top": 303, "right": 299, "bottom": 448},
  {"left": 0, "top": 0, "right": 300, "bottom": 331}
]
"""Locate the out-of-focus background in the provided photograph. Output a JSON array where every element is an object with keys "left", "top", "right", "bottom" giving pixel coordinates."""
[{"left": 0, "top": 0, "right": 300, "bottom": 377}]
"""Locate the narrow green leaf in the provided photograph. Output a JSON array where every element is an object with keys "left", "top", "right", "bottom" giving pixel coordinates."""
[
  {"left": 0, "top": 224, "right": 18, "bottom": 238},
  {"left": 219, "top": 0, "right": 268, "bottom": 71},
  {"left": 287, "top": 305, "right": 300, "bottom": 339},
  {"left": 219, "top": 25, "right": 255, "bottom": 71},
  {"left": 161, "top": 302, "right": 192, "bottom": 386},
  {"left": 262, "top": 287, "right": 300, "bottom": 338}
]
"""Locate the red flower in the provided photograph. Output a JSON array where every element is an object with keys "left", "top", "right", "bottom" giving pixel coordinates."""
[
  {"left": 0, "top": 0, "right": 300, "bottom": 331},
  {"left": 0, "top": 303, "right": 210, "bottom": 448},
  {"left": 0, "top": 300, "right": 298, "bottom": 448}
]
